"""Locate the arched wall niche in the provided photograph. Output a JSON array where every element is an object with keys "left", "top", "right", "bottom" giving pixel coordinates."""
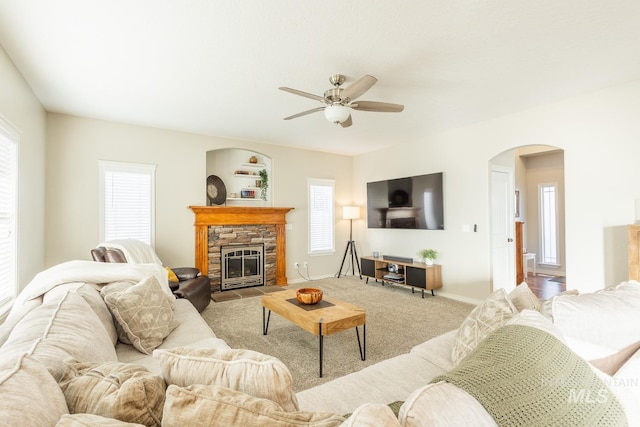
[{"left": 205, "top": 148, "right": 273, "bottom": 206}]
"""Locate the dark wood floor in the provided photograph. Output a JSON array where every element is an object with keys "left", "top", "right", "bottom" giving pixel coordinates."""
[{"left": 524, "top": 274, "right": 566, "bottom": 301}]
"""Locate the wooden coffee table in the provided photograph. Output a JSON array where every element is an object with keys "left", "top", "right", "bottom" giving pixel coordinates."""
[{"left": 261, "top": 289, "right": 366, "bottom": 377}]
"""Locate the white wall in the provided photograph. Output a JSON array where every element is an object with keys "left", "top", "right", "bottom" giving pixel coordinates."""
[
  {"left": 45, "top": 114, "right": 353, "bottom": 282},
  {"left": 354, "top": 79, "right": 640, "bottom": 299},
  {"left": 0, "top": 46, "right": 47, "bottom": 292}
]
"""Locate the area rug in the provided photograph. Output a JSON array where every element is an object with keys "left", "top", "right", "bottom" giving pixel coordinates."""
[{"left": 201, "top": 276, "right": 473, "bottom": 392}]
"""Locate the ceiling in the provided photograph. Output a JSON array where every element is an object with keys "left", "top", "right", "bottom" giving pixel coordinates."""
[{"left": 1, "top": 1, "right": 640, "bottom": 156}]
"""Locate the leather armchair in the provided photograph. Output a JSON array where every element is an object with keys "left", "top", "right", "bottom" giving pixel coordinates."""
[{"left": 91, "top": 247, "right": 211, "bottom": 313}]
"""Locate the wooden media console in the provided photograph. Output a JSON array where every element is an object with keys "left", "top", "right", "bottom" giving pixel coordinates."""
[{"left": 360, "top": 256, "right": 442, "bottom": 298}]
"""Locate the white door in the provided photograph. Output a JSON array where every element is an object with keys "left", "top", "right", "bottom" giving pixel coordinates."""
[{"left": 490, "top": 165, "right": 515, "bottom": 293}]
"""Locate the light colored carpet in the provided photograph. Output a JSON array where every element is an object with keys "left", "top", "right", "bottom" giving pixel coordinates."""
[{"left": 201, "top": 276, "right": 473, "bottom": 392}]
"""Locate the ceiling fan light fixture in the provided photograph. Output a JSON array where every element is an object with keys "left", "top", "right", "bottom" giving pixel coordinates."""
[{"left": 324, "top": 104, "right": 350, "bottom": 124}]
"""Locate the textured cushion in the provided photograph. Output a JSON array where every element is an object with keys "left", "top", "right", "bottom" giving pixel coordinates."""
[
  {"left": 539, "top": 289, "right": 579, "bottom": 320},
  {"left": 451, "top": 288, "right": 517, "bottom": 365},
  {"left": 1, "top": 291, "right": 117, "bottom": 380},
  {"left": 102, "top": 274, "right": 179, "bottom": 354},
  {"left": 56, "top": 414, "right": 145, "bottom": 426},
  {"left": 0, "top": 354, "right": 69, "bottom": 426},
  {"left": 59, "top": 361, "right": 165, "bottom": 426},
  {"left": 398, "top": 381, "right": 497, "bottom": 427},
  {"left": 508, "top": 282, "right": 541, "bottom": 311},
  {"left": 153, "top": 347, "right": 299, "bottom": 412},
  {"left": 163, "top": 385, "right": 345, "bottom": 427},
  {"left": 341, "top": 403, "right": 401, "bottom": 426},
  {"left": 552, "top": 281, "right": 640, "bottom": 360}
]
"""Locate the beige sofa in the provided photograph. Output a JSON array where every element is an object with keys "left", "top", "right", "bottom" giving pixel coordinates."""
[{"left": 1, "top": 261, "right": 639, "bottom": 426}]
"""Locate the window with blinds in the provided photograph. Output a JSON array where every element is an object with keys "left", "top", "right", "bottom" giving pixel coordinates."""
[
  {"left": 99, "top": 161, "right": 156, "bottom": 246},
  {"left": 308, "top": 178, "right": 335, "bottom": 254},
  {"left": 0, "top": 117, "right": 18, "bottom": 314}
]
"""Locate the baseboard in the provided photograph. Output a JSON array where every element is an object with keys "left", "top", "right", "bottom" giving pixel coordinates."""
[
  {"left": 435, "top": 291, "right": 483, "bottom": 306},
  {"left": 287, "top": 273, "right": 338, "bottom": 284}
]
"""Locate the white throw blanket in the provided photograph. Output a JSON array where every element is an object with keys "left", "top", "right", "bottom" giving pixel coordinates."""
[
  {"left": 13, "top": 260, "right": 170, "bottom": 308},
  {"left": 98, "top": 239, "right": 164, "bottom": 265}
]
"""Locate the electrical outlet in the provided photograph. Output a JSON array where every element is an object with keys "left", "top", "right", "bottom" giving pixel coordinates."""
[
  {"left": 294, "top": 262, "right": 299, "bottom": 268},
  {"left": 303, "top": 261, "right": 308, "bottom": 268}
]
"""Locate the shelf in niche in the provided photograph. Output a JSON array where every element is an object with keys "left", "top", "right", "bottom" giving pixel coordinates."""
[
  {"left": 234, "top": 173, "right": 260, "bottom": 178},
  {"left": 226, "top": 197, "right": 266, "bottom": 201},
  {"left": 241, "top": 163, "right": 266, "bottom": 168}
]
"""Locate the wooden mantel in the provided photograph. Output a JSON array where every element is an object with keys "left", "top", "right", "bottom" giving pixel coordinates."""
[{"left": 189, "top": 206, "right": 294, "bottom": 285}]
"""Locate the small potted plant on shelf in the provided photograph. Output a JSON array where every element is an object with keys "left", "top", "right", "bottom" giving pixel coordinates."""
[
  {"left": 258, "top": 169, "right": 268, "bottom": 201},
  {"left": 418, "top": 249, "right": 438, "bottom": 265}
]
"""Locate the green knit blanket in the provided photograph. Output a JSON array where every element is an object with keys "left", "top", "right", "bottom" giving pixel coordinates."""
[{"left": 432, "top": 324, "right": 627, "bottom": 427}]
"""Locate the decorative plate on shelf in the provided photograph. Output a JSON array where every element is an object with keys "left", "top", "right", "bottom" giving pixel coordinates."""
[{"left": 206, "top": 175, "right": 227, "bottom": 205}]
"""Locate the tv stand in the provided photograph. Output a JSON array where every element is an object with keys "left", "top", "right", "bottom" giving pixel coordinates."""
[{"left": 360, "top": 256, "right": 442, "bottom": 298}]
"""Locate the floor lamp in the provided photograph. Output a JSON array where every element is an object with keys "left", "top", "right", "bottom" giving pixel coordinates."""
[{"left": 338, "top": 206, "right": 361, "bottom": 278}]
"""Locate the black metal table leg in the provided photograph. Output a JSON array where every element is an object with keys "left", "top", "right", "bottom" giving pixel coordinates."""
[
  {"left": 262, "top": 307, "right": 271, "bottom": 335},
  {"left": 355, "top": 324, "right": 366, "bottom": 361},
  {"left": 318, "top": 320, "right": 323, "bottom": 377}
]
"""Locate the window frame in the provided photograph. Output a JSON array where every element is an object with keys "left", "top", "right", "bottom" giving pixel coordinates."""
[
  {"left": 98, "top": 160, "right": 157, "bottom": 247},
  {"left": 538, "top": 182, "right": 559, "bottom": 266},
  {"left": 307, "top": 178, "right": 335, "bottom": 256},
  {"left": 0, "top": 115, "right": 19, "bottom": 316}
]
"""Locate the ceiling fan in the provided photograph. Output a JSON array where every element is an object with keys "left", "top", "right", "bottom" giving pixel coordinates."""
[{"left": 279, "top": 74, "right": 404, "bottom": 128}]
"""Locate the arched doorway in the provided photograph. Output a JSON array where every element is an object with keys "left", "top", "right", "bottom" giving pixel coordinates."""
[{"left": 490, "top": 145, "right": 566, "bottom": 297}]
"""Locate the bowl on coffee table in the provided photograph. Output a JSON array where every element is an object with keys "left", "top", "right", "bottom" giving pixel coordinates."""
[{"left": 296, "top": 288, "right": 323, "bottom": 305}]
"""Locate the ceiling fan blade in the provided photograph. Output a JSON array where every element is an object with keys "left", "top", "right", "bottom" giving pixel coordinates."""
[
  {"left": 279, "top": 87, "right": 325, "bottom": 102},
  {"left": 340, "top": 115, "right": 353, "bottom": 128},
  {"left": 283, "top": 106, "right": 325, "bottom": 120},
  {"left": 341, "top": 75, "right": 377, "bottom": 101},
  {"left": 350, "top": 101, "right": 404, "bottom": 112}
]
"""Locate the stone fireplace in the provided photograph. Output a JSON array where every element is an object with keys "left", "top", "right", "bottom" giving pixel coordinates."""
[{"left": 189, "top": 206, "right": 294, "bottom": 290}]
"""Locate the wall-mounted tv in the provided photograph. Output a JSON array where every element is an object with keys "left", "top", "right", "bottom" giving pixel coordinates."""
[{"left": 366, "top": 172, "right": 444, "bottom": 230}]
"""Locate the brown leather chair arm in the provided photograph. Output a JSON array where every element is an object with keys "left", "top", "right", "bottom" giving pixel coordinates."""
[
  {"left": 173, "top": 275, "right": 211, "bottom": 313},
  {"left": 171, "top": 267, "right": 201, "bottom": 281}
]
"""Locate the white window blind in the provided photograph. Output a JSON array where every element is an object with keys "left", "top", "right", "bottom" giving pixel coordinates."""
[
  {"left": 308, "top": 178, "right": 335, "bottom": 254},
  {"left": 0, "top": 117, "right": 18, "bottom": 312},
  {"left": 539, "top": 182, "right": 559, "bottom": 265},
  {"left": 99, "top": 161, "right": 156, "bottom": 246}
]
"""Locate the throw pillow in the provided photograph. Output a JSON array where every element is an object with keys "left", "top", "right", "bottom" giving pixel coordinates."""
[
  {"left": 162, "top": 384, "right": 345, "bottom": 426},
  {"left": 153, "top": 347, "right": 299, "bottom": 412},
  {"left": 508, "top": 282, "right": 541, "bottom": 311},
  {"left": 102, "top": 274, "right": 179, "bottom": 354},
  {"left": 0, "top": 354, "right": 69, "bottom": 427},
  {"left": 56, "top": 413, "right": 145, "bottom": 426},
  {"left": 451, "top": 288, "right": 517, "bottom": 365},
  {"left": 59, "top": 361, "right": 165, "bottom": 427},
  {"left": 165, "top": 267, "right": 179, "bottom": 283}
]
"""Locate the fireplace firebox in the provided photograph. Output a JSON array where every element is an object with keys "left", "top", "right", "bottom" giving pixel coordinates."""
[{"left": 220, "top": 244, "right": 265, "bottom": 291}]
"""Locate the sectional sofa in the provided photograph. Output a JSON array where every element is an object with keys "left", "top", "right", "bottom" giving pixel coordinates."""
[{"left": 1, "top": 260, "right": 639, "bottom": 426}]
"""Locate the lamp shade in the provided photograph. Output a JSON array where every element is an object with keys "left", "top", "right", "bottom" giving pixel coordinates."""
[
  {"left": 324, "top": 105, "right": 351, "bottom": 124},
  {"left": 343, "top": 206, "right": 361, "bottom": 220}
]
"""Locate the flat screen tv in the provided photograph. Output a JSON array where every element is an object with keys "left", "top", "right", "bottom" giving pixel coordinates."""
[{"left": 366, "top": 172, "right": 444, "bottom": 230}]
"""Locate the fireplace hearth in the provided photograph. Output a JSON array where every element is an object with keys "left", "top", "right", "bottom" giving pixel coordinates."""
[{"left": 220, "top": 244, "right": 265, "bottom": 291}]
